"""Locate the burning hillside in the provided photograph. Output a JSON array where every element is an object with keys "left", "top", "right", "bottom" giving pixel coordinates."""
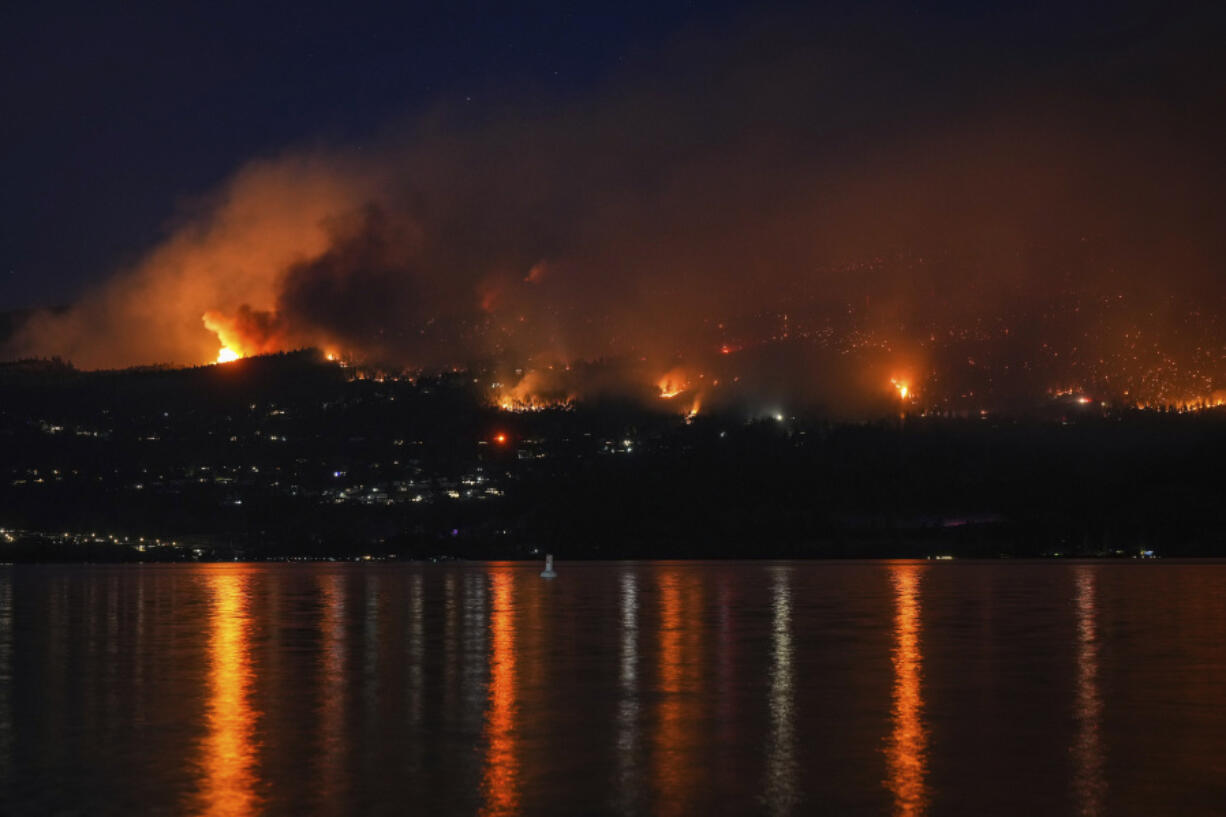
[{"left": 4, "top": 9, "right": 1225, "bottom": 416}]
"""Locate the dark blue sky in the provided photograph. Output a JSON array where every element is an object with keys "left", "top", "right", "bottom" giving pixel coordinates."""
[
  {"left": 2, "top": 0, "right": 756, "bottom": 308},
  {"left": 2, "top": 1, "right": 1221, "bottom": 310}
]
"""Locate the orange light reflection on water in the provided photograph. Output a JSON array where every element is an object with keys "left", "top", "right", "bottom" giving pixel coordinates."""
[
  {"left": 655, "top": 570, "right": 701, "bottom": 817},
  {"left": 317, "top": 574, "right": 345, "bottom": 811},
  {"left": 480, "top": 570, "right": 519, "bottom": 817},
  {"left": 886, "top": 564, "right": 927, "bottom": 817},
  {"left": 198, "top": 569, "right": 260, "bottom": 817},
  {"left": 1073, "top": 567, "right": 1105, "bottom": 816}
]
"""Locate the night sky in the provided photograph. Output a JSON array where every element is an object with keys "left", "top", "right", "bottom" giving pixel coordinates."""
[
  {"left": 4, "top": 1, "right": 1226, "bottom": 412},
  {"left": 3, "top": 0, "right": 749, "bottom": 308}
]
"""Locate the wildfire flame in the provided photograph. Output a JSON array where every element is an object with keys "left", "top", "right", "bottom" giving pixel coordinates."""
[
  {"left": 497, "top": 395, "right": 572, "bottom": 412},
  {"left": 492, "top": 369, "right": 574, "bottom": 412},
  {"left": 657, "top": 367, "right": 690, "bottom": 399},
  {"left": 202, "top": 309, "right": 287, "bottom": 365},
  {"left": 891, "top": 378, "right": 912, "bottom": 401}
]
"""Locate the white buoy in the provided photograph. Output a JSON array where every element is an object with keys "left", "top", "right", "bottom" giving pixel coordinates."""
[{"left": 540, "top": 553, "right": 557, "bottom": 578}]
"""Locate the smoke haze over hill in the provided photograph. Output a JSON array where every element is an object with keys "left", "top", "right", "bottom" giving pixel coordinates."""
[{"left": 6, "top": 5, "right": 1226, "bottom": 413}]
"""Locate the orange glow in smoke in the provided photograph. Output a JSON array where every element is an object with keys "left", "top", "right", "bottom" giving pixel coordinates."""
[
  {"left": 493, "top": 369, "right": 574, "bottom": 412},
  {"left": 657, "top": 368, "right": 690, "bottom": 399},
  {"left": 686, "top": 395, "right": 702, "bottom": 422},
  {"left": 202, "top": 308, "right": 286, "bottom": 364}
]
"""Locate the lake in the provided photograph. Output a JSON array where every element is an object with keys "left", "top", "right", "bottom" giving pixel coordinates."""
[{"left": 1, "top": 561, "right": 1224, "bottom": 815}]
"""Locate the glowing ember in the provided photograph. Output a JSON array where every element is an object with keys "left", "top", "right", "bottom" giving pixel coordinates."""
[
  {"left": 216, "top": 347, "right": 241, "bottom": 364},
  {"left": 493, "top": 432, "right": 508, "bottom": 445}
]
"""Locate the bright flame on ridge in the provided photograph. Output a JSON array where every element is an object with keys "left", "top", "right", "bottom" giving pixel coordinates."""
[{"left": 657, "top": 367, "right": 690, "bottom": 399}]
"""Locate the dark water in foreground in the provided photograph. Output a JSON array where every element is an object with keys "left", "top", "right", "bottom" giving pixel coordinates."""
[{"left": 0, "top": 561, "right": 1224, "bottom": 816}]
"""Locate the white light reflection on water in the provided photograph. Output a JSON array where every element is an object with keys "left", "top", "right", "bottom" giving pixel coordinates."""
[
  {"left": 0, "top": 572, "right": 11, "bottom": 772},
  {"left": 1073, "top": 566, "right": 1105, "bottom": 817},
  {"left": 363, "top": 576, "right": 380, "bottom": 707},
  {"left": 443, "top": 572, "right": 458, "bottom": 714},
  {"left": 464, "top": 572, "right": 489, "bottom": 727},
  {"left": 408, "top": 572, "right": 425, "bottom": 727},
  {"left": 133, "top": 577, "right": 146, "bottom": 730},
  {"left": 764, "top": 565, "right": 798, "bottom": 816},
  {"left": 617, "top": 570, "right": 641, "bottom": 814},
  {"left": 104, "top": 574, "right": 120, "bottom": 734}
]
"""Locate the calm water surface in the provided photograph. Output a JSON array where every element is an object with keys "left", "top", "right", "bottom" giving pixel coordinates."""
[{"left": 1, "top": 561, "right": 1224, "bottom": 816}]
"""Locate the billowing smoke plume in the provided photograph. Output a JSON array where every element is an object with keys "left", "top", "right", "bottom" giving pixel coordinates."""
[
  {"left": 7, "top": 6, "right": 1226, "bottom": 412},
  {"left": 9, "top": 153, "right": 380, "bottom": 367}
]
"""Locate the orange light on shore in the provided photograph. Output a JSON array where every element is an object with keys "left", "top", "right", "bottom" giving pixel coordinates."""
[
  {"left": 493, "top": 432, "right": 508, "bottom": 445},
  {"left": 216, "top": 347, "right": 241, "bottom": 364}
]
